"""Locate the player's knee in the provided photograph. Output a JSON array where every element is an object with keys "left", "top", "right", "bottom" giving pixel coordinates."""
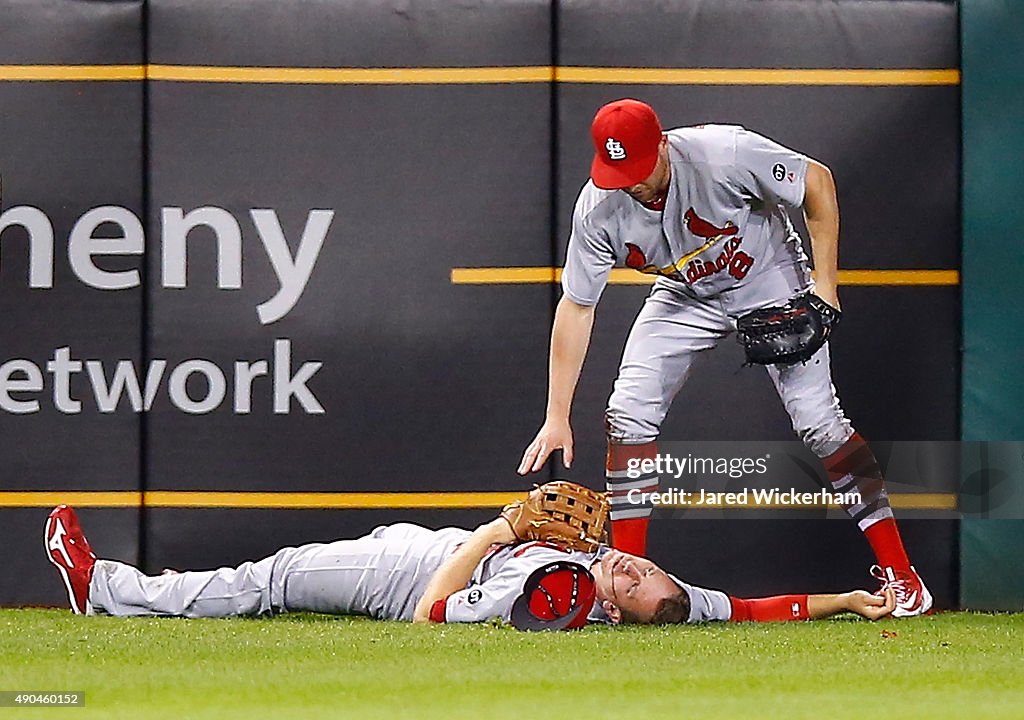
[
  {"left": 606, "top": 371, "right": 670, "bottom": 443},
  {"left": 604, "top": 408, "right": 659, "bottom": 444},
  {"left": 795, "top": 417, "right": 854, "bottom": 458}
]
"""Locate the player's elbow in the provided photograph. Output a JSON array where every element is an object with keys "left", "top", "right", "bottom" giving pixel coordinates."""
[
  {"left": 556, "top": 295, "right": 597, "bottom": 334},
  {"left": 805, "top": 160, "right": 836, "bottom": 195},
  {"left": 413, "top": 595, "right": 446, "bottom": 623},
  {"left": 412, "top": 603, "right": 434, "bottom": 623},
  {"left": 412, "top": 598, "right": 433, "bottom": 623},
  {"left": 557, "top": 293, "right": 596, "bottom": 316},
  {"left": 807, "top": 157, "right": 833, "bottom": 179},
  {"left": 803, "top": 160, "right": 838, "bottom": 213}
]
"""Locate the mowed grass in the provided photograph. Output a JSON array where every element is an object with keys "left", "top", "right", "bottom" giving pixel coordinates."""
[{"left": 1, "top": 610, "right": 1021, "bottom": 720}]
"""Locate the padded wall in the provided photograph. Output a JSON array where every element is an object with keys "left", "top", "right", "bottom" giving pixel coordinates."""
[
  {"left": 149, "top": 0, "right": 555, "bottom": 578},
  {"left": 1, "top": 0, "right": 962, "bottom": 609},
  {"left": 0, "top": 0, "right": 144, "bottom": 604}
]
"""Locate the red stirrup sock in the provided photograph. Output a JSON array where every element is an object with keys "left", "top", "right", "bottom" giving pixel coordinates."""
[
  {"left": 863, "top": 517, "right": 912, "bottom": 573},
  {"left": 821, "top": 433, "right": 911, "bottom": 572}
]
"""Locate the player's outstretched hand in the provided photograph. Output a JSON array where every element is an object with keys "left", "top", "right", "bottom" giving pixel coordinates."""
[
  {"left": 518, "top": 419, "right": 574, "bottom": 475},
  {"left": 845, "top": 588, "right": 896, "bottom": 620}
]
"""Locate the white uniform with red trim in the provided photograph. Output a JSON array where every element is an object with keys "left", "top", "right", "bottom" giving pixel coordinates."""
[{"left": 87, "top": 522, "right": 603, "bottom": 623}]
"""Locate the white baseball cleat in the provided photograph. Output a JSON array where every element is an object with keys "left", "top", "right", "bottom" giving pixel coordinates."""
[
  {"left": 44, "top": 505, "right": 97, "bottom": 615},
  {"left": 870, "top": 564, "right": 933, "bottom": 617}
]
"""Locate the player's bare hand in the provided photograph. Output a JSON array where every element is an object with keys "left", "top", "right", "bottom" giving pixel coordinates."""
[
  {"left": 517, "top": 419, "right": 574, "bottom": 475},
  {"left": 844, "top": 588, "right": 896, "bottom": 620}
]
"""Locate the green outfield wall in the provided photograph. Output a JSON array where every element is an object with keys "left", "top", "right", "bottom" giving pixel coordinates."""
[{"left": 960, "top": 0, "right": 1024, "bottom": 611}]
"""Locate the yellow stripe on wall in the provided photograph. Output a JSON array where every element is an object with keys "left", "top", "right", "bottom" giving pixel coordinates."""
[
  {"left": 450, "top": 268, "right": 960, "bottom": 286},
  {"left": 0, "top": 65, "right": 960, "bottom": 86},
  {"left": 0, "top": 491, "right": 520, "bottom": 509},
  {"left": 0, "top": 490, "right": 956, "bottom": 511},
  {"left": 1, "top": 492, "right": 145, "bottom": 508},
  {"left": 833, "top": 269, "right": 960, "bottom": 286},
  {"left": 145, "top": 491, "right": 523, "bottom": 509},
  {"left": 0, "top": 65, "right": 146, "bottom": 81},
  {"left": 146, "top": 64, "right": 553, "bottom": 84},
  {"left": 556, "top": 67, "right": 961, "bottom": 86}
]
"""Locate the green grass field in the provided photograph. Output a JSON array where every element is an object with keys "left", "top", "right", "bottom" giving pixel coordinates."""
[{"left": 1, "top": 610, "right": 1021, "bottom": 719}]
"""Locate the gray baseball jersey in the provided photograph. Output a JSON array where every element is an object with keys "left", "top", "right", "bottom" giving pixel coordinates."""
[
  {"left": 87, "top": 523, "right": 604, "bottom": 624},
  {"left": 563, "top": 124, "right": 812, "bottom": 314}
]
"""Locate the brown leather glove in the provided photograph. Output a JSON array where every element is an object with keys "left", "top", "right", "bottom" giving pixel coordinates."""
[{"left": 500, "top": 481, "right": 609, "bottom": 552}]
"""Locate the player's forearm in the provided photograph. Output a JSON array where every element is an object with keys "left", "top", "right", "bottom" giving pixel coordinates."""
[
  {"left": 731, "top": 590, "right": 893, "bottom": 622},
  {"left": 803, "top": 160, "right": 840, "bottom": 306},
  {"left": 412, "top": 519, "right": 511, "bottom": 623},
  {"left": 545, "top": 295, "right": 596, "bottom": 420},
  {"left": 728, "top": 593, "right": 846, "bottom": 621},
  {"left": 806, "top": 594, "right": 849, "bottom": 619},
  {"left": 728, "top": 593, "right": 849, "bottom": 621}
]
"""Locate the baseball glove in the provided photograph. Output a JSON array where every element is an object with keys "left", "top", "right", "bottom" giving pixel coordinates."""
[
  {"left": 500, "top": 481, "right": 609, "bottom": 553},
  {"left": 735, "top": 293, "right": 842, "bottom": 366}
]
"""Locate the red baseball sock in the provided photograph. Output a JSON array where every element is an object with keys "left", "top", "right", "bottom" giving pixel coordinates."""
[
  {"left": 822, "top": 433, "right": 911, "bottom": 572},
  {"left": 610, "top": 519, "right": 648, "bottom": 556},
  {"left": 729, "top": 595, "right": 810, "bottom": 622},
  {"left": 863, "top": 517, "right": 911, "bottom": 573}
]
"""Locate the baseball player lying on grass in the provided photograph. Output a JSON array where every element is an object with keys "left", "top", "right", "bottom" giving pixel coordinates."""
[{"left": 44, "top": 484, "right": 895, "bottom": 627}]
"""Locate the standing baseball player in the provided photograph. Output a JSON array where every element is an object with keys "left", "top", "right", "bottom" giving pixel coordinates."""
[
  {"left": 517, "top": 98, "right": 931, "bottom": 617},
  {"left": 44, "top": 504, "right": 894, "bottom": 625}
]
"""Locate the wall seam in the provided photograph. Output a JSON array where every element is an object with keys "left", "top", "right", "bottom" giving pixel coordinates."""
[{"left": 138, "top": 0, "right": 151, "bottom": 573}]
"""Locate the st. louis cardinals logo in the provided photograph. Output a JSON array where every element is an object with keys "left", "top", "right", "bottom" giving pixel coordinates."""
[
  {"left": 622, "top": 207, "right": 755, "bottom": 283},
  {"left": 682, "top": 207, "right": 754, "bottom": 282},
  {"left": 605, "top": 137, "right": 626, "bottom": 161},
  {"left": 625, "top": 243, "right": 657, "bottom": 273},
  {"left": 683, "top": 207, "right": 737, "bottom": 240}
]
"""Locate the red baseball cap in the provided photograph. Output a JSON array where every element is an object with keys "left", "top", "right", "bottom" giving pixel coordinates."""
[
  {"left": 590, "top": 99, "right": 663, "bottom": 189},
  {"left": 509, "top": 561, "right": 596, "bottom": 631}
]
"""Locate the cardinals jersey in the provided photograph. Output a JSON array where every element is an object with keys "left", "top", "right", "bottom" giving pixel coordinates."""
[{"left": 562, "top": 125, "right": 813, "bottom": 310}]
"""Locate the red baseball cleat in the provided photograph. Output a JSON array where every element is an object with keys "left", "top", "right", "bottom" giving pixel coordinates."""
[
  {"left": 870, "top": 564, "right": 933, "bottom": 618},
  {"left": 44, "top": 505, "right": 97, "bottom": 615}
]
